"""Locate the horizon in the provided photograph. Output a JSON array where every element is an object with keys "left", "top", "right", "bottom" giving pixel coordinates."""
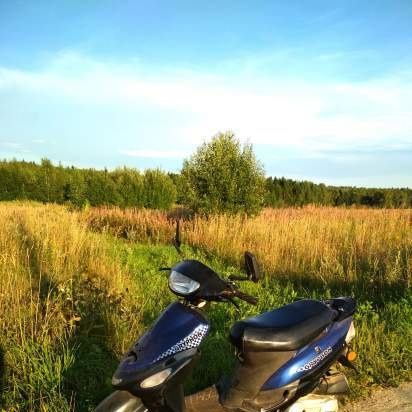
[
  {"left": 1, "top": 1, "right": 411, "bottom": 188},
  {"left": 2, "top": 156, "right": 410, "bottom": 190}
]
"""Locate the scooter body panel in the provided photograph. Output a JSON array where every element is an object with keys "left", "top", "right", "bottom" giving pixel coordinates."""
[
  {"left": 112, "top": 301, "right": 209, "bottom": 395},
  {"left": 262, "top": 317, "right": 352, "bottom": 390},
  {"left": 126, "top": 301, "right": 209, "bottom": 372}
]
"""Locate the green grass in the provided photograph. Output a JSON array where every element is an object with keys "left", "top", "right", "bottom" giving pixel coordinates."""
[
  {"left": 1, "top": 230, "right": 411, "bottom": 411},
  {"left": 102, "top": 241, "right": 412, "bottom": 401}
]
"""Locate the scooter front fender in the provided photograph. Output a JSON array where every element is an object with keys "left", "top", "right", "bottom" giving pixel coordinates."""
[{"left": 94, "top": 390, "right": 147, "bottom": 412}]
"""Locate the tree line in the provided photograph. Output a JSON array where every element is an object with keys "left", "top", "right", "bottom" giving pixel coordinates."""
[
  {"left": 1, "top": 158, "right": 410, "bottom": 211},
  {"left": 0, "top": 159, "right": 176, "bottom": 209},
  {"left": 1, "top": 133, "right": 411, "bottom": 212},
  {"left": 265, "top": 177, "right": 411, "bottom": 208}
]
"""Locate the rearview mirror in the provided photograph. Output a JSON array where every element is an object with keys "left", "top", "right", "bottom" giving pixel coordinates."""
[{"left": 244, "top": 251, "right": 260, "bottom": 282}]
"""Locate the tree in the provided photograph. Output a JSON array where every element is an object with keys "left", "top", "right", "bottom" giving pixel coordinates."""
[
  {"left": 180, "top": 131, "right": 265, "bottom": 215},
  {"left": 111, "top": 168, "right": 145, "bottom": 208},
  {"left": 143, "top": 169, "right": 177, "bottom": 209},
  {"left": 83, "top": 169, "right": 121, "bottom": 206}
]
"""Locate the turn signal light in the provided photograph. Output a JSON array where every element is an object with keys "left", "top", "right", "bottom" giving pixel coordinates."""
[{"left": 346, "top": 351, "right": 357, "bottom": 362}]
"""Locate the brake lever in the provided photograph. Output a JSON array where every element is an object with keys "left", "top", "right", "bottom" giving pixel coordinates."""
[{"left": 228, "top": 274, "right": 249, "bottom": 281}]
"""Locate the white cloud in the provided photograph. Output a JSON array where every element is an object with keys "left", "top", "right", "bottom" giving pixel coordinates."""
[
  {"left": 0, "top": 141, "right": 22, "bottom": 149},
  {"left": 1, "top": 51, "right": 411, "bottom": 155},
  {"left": 119, "top": 149, "right": 189, "bottom": 158},
  {"left": 0, "top": 140, "right": 30, "bottom": 154}
]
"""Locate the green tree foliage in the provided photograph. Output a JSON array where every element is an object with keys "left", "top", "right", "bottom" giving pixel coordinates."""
[
  {"left": 143, "top": 169, "right": 177, "bottom": 209},
  {"left": 111, "top": 168, "right": 145, "bottom": 208},
  {"left": 168, "top": 172, "right": 186, "bottom": 204},
  {"left": 83, "top": 169, "right": 121, "bottom": 206},
  {"left": 0, "top": 160, "right": 176, "bottom": 209},
  {"left": 1, "top": 152, "right": 411, "bottom": 211},
  {"left": 264, "top": 177, "right": 412, "bottom": 208},
  {"left": 180, "top": 132, "right": 266, "bottom": 215}
]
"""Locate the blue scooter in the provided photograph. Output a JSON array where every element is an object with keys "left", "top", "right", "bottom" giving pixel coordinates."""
[{"left": 95, "top": 231, "right": 357, "bottom": 412}]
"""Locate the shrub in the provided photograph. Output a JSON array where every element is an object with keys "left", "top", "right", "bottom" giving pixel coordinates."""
[
  {"left": 181, "top": 132, "right": 265, "bottom": 215},
  {"left": 143, "top": 169, "right": 177, "bottom": 209}
]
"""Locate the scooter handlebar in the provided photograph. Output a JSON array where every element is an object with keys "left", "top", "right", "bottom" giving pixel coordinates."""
[{"left": 233, "top": 290, "right": 258, "bottom": 305}]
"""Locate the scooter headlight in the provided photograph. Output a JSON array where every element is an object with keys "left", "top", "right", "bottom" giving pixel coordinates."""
[
  {"left": 169, "top": 271, "right": 200, "bottom": 295},
  {"left": 140, "top": 368, "right": 172, "bottom": 388}
]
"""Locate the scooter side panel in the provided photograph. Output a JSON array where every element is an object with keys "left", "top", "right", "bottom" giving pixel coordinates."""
[
  {"left": 122, "top": 302, "right": 209, "bottom": 373},
  {"left": 262, "top": 317, "right": 352, "bottom": 390}
]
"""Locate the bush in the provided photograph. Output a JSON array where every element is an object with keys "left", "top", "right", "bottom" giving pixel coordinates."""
[
  {"left": 111, "top": 168, "right": 145, "bottom": 208},
  {"left": 143, "top": 169, "right": 177, "bottom": 209},
  {"left": 181, "top": 132, "right": 265, "bottom": 215}
]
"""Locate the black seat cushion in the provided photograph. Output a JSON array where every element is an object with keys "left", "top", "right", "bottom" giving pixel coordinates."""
[{"left": 230, "top": 299, "right": 335, "bottom": 352}]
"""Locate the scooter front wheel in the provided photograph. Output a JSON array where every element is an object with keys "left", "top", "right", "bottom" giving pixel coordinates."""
[{"left": 93, "top": 390, "right": 148, "bottom": 412}]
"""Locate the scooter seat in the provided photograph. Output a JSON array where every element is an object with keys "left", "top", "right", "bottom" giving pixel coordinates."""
[{"left": 230, "top": 299, "right": 335, "bottom": 352}]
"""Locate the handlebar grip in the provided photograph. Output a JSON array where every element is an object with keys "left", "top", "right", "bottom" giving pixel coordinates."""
[
  {"left": 234, "top": 290, "right": 258, "bottom": 305},
  {"left": 229, "top": 274, "right": 249, "bottom": 281}
]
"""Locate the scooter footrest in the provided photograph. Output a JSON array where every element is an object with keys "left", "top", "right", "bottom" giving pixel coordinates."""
[{"left": 315, "top": 371, "right": 349, "bottom": 395}]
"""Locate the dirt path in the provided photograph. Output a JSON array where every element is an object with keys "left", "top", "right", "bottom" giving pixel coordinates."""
[
  {"left": 185, "top": 383, "right": 412, "bottom": 412},
  {"left": 341, "top": 382, "right": 412, "bottom": 411}
]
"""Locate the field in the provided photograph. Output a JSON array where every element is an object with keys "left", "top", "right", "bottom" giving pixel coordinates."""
[{"left": 0, "top": 203, "right": 411, "bottom": 411}]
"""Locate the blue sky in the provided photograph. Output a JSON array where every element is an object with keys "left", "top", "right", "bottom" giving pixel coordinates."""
[{"left": 0, "top": 1, "right": 411, "bottom": 187}]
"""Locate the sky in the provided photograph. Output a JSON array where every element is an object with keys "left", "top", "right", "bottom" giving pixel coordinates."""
[{"left": 0, "top": 1, "right": 411, "bottom": 188}]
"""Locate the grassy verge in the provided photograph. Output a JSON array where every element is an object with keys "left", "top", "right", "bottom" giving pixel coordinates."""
[{"left": 0, "top": 203, "right": 410, "bottom": 411}]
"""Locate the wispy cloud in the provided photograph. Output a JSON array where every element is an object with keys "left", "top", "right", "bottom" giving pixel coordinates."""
[
  {"left": 306, "top": 8, "right": 342, "bottom": 25},
  {"left": 315, "top": 52, "right": 345, "bottom": 61},
  {"left": 0, "top": 141, "right": 23, "bottom": 150},
  {"left": 0, "top": 141, "right": 30, "bottom": 154},
  {"left": 119, "top": 149, "right": 189, "bottom": 158},
  {"left": 1, "top": 50, "right": 411, "bottom": 157}
]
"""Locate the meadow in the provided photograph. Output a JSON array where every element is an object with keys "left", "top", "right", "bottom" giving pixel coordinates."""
[{"left": 0, "top": 202, "right": 411, "bottom": 411}]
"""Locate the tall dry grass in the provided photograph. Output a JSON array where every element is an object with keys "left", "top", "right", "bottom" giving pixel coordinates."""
[
  {"left": 1, "top": 203, "right": 411, "bottom": 410},
  {"left": 85, "top": 206, "right": 412, "bottom": 392},
  {"left": 187, "top": 207, "right": 412, "bottom": 286},
  {"left": 86, "top": 206, "right": 175, "bottom": 243},
  {"left": 0, "top": 203, "right": 143, "bottom": 411},
  {"left": 87, "top": 206, "right": 412, "bottom": 286}
]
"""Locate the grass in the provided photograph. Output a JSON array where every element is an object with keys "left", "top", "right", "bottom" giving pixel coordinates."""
[
  {"left": 0, "top": 203, "right": 411, "bottom": 411},
  {"left": 0, "top": 203, "right": 143, "bottom": 411},
  {"left": 87, "top": 206, "right": 411, "bottom": 288}
]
